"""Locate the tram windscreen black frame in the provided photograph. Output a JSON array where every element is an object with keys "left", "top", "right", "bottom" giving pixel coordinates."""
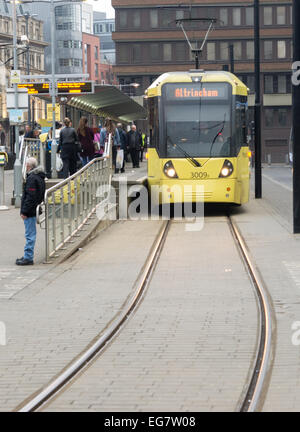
[{"left": 148, "top": 82, "right": 247, "bottom": 158}]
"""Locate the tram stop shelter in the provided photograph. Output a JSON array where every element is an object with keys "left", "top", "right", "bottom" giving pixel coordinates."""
[{"left": 67, "top": 85, "right": 147, "bottom": 123}]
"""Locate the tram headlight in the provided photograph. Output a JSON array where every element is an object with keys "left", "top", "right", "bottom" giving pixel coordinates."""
[
  {"left": 219, "top": 160, "right": 234, "bottom": 178},
  {"left": 163, "top": 160, "right": 178, "bottom": 178}
]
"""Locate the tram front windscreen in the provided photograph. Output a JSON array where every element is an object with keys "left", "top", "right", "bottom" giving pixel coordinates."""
[{"left": 162, "top": 82, "right": 232, "bottom": 158}]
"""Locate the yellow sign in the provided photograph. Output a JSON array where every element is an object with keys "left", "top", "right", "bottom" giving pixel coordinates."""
[
  {"left": 11, "top": 70, "right": 21, "bottom": 84},
  {"left": 47, "top": 104, "right": 60, "bottom": 121}
]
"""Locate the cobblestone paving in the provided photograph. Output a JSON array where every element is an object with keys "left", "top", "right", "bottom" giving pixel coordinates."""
[
  {"left": 0, "top": 220, "right": 163, "bottom": 411},
  {"left": 44, "top": 218, "right": 258, "bottom": 412}
]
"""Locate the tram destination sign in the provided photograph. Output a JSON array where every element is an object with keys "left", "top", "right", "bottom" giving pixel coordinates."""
[
  {"left": 17, "top": 81, "right": 94, "bottom": 95},
  {"left": 164, "top": 83, "right": 229, "bottom": 101}
]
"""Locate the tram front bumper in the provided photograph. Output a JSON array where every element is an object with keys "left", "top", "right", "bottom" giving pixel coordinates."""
[{"left": 148, "top": 178, "right": 240, "bottom": 204}]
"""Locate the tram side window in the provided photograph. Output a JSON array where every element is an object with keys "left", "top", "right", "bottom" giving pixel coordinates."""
[
  {"left": 148, "top": 97, "right": 159, "bottom": 148},
  {"left": 235, "top": 102, "right": 247, "bottom": 152}
]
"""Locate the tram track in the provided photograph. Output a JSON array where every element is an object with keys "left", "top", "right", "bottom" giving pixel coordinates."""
[
  {"left": 15, "top": 213, "right": 275, "bottom": 413},
  {"left": 228, "top": 214, "right": 275, "bottom": 412}
]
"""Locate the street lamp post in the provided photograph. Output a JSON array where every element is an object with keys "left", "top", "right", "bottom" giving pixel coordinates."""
[
  {"left": 50, "top": 0, "right": 57, "bottom": 179},
  {"left": 12, "top": 0, "right": 22, "bottom": 208}
]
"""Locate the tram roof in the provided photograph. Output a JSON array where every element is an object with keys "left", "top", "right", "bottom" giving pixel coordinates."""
[
  {"left": 146, "top": 71, "right": 248, "bottom": 98},
  {"left": 68, "top": 85, "right": 147, "bottom": 123}
]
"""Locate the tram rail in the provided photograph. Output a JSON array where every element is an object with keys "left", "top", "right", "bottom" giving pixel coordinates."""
[{"left": 228, "top": 215, "right": 275, "bottom": 412}]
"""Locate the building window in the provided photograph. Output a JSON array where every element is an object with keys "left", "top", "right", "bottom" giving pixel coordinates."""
[
  {"left": 263, "top": 7, "right": 273, "bottom": 25},
  {"left": 264, "top": 40, "right": 273, "bottom": 59},
  {"left": 95, "top": 63, "right": 99, "bottom": 77},
  {"left": 163, "top": 43, "right": 172, "bottom": 61},
  {"left": 278, "top": 75, "right": 287, "bottom": 93},
  {"left": 219, "top": 9, "right": 228, "bottom": 26},
  {"left": 162, "top": 9, "right": 172, "bottom": 27},
  {"left": 278, "top": 108, "right": 288, "bottom": 127},
  {"left": 246, "top": 41, "right": 254, "bottom": 60},
  {"left": 36, "top": 55, "right": 41, "bottom": 70},
  {"left": 220, "top": 42, "right": 229, "bottom": 61},
  {"left": 276, "top": 6, "right": 286, "bottom": 25},
  {"left": 247, "top": 75, "right": 255, "bottom": 93},
  {"left": 175, "top": 43, "right": 186, "bottom": 61},
  {"left": 94, "top": 46, "right": 98, "bottom": 60},
  {"left": 55, "top": 4, "right": 81, "bottom": 31},
  {"left": 233, "top": 41, "right": 242, "bottom": 60},
  {"left": 265, "top": 108, "right": 274, "bottom": 127},
  {"left": 277, "top": 41, "right": 286, "bottom": 58},
  {"left": 245, "top": 7, "right": 254, "bottom": 26},
  {"left": 176, "top": 10, "right": 184, "bottom": 21},
  {"left": 150, "top": 43, "right": 160, "bottom": 61},
  {"left": 133, "top": 11, "right": 141, "bottom": 28},
  {"left": 119, "top": 11, "right": 127, "bottom": 28},
  {"left": 207, "top": 42, "right": 215, "bottom": 61},
  {"left": 118, "top": 45, "right": 128, "bottom": 63},
  {"left": 264, "top": 75, "right": 274, "bottom": 93},
  {"left": 150, "top": 10, "right": 158, "bottom": 28},
  {"left": 233, "top": 8, "right": 241, "bottom": 26},
  {"left": 132, "top": 44, "right": 142, "bottom": 63}
]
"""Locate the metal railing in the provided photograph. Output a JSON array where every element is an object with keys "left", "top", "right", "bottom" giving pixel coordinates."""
[
  {"left": 40, "top": 135, "right": 112, "bottom": 262},
  {"left": 21, "top": 138, "right": 46, "bottom": 180}
]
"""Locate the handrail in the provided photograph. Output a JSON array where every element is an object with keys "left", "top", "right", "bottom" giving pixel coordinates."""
[{"left": 42, "top": 134, "right": 112, "bottom": 262}]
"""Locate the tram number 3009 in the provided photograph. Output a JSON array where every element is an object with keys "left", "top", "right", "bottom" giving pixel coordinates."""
[{"left": 191, "top": 172, "right": 208, "bottom": 179}]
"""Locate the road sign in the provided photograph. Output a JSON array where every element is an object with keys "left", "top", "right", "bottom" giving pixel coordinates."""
[
  {"left": 47, "top": 103, "right": 60, "bottom": 121},
  {"left": 8, "top": 109, "right": 24, "bottom": 123},
  {"left": 56, "top": 81, "right": 94, "bottom": 94},
  {"left": 18, "top": 83, "right": 50, "bottom": 94},
  {"left": 11, "top": 70, "right": 21, "bottom": 84},
  {"left": 18, "top": 81, "right": 94, "bottom": 95},
  {"left": 6, "top": 88, "right": 28, "bottom": 109}
]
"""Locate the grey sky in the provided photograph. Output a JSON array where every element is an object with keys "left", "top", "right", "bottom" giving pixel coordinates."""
[{"left": 87, "top": 0, "right": 115, "bottom": 18}]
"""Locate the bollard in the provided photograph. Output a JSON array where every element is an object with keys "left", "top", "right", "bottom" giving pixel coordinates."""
[
  {"left": 0, "top": 149, "right": 9, "bottom": 211},
  {"left": 267, "top": 154, "right": 271, "bottom": 166}
]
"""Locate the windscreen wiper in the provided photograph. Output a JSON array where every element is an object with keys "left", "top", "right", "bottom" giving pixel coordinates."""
[
  {"left": 167, "top": 136, "right": 201, "bottom": 167},
  {"left": 209, "top": 114, "right": 227, "bottom": 157}
]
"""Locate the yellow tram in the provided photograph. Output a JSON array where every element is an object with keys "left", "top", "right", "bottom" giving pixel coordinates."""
[{"left": 146, "top": 71, "right": 250, "bottom": 205}]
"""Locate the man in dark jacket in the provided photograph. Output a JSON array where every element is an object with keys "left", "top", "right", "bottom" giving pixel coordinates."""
[
  {"left": 24, "top": 124, "right": 34, "bottom": 139},
  {"left": 127, "top": 124, "right": 142, "bottom": 169},
  {"left": 16, "top": 157, "right": 46, "bottom": 266}
]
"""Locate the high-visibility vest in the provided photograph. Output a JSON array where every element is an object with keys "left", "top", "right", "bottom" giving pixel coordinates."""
[{"left": 142, "top": 134, "right": 146, "bottom": 147}]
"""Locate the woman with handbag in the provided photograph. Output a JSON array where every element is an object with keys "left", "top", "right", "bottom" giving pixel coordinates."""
[
  {"left": 77, "top": 116, "right": 95, "bottom": 166},
  {"left": 57, "top": 117, "right": 79, "bottom": 179}
]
